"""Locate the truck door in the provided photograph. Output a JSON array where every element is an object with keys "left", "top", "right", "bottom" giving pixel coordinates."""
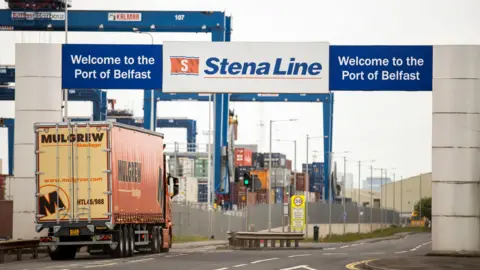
[{"left": 36, "top": 123, "right": 111, "bottom": 224}]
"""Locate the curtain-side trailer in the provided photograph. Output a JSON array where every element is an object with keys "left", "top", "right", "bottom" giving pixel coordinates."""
[{"left": 34, "top": 121, "right": 179, "bottom": 260}]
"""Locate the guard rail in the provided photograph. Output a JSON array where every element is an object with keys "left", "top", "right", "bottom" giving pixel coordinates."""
[
  {"left": 0, "top": 239, "right": 40, "bottom": 263},
  {"left": 228, "top": 231, "right": 304, "bottom": 249}
]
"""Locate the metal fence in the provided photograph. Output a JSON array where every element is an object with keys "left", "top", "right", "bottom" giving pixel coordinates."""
[{"left": 172, "top": 201, "right": 401, "bottom": 240}]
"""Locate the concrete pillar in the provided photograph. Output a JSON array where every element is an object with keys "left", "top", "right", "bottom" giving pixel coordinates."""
[
  {"left": 12, "top": 43, "right": 62, "bottom": 240},
  {"left": 432, "top": 45, "right": 480, "bottom": 255}
]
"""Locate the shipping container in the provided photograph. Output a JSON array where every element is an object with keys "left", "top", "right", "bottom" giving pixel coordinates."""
[
  {"left": 286, "top": 159, "right": 292, "bottom": 170},
  {"left": 256, "top": 189, "right": 268, "bottom": 204},
  {"left": 0, "top": 175, "right": 5, "bottom": 200},
  {"left": 230, "top": 182, "right": 247, "bottom": 206},
  {"left": 34, "top": 121, "right": 177, "bottom": 259},
  {"left": 172, "top": 177, "right": 198, "bottom": 203},
  {"left": 274, "top": 187, "right": 284, "bottom": 204},
  {"left": 235, "top": 166, "right": 253, "bottom": 178},
  {"left": 263, "top": 153, "right": 286, "bottom": 168},
  {"left": 252, "top": 152, "right": 264, "bottom": 168},
  {"left": 194, "top": 158, "right": 208, "bottom": 178},
  {"left": 198, "top": 183, "right": 208, "bottom": 203},
  {"left": 251, "top": 169, "right": 269, "bottom": 190},
  {"left": 0, "top": 200, "right": 13, "bottom": 240},
  {"left": 291, "top": 172, "right": 306, "bottom": 191},
  {"left": 270, "top": 168, "right": 291, "bottom": 188},
  {"left": 234, "top": 148, "right": 253, "bottom": 167}
]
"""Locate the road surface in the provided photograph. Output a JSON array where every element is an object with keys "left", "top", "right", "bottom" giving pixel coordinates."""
[{"left": 0, "top": 233, "right": 432, "bottom": 270}]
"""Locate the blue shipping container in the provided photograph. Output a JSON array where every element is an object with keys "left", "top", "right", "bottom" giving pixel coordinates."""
[
  {"left": 198, "top": 183, "right": 208, "bottom": 203},
  {"left": 275, "top": 187, "right": 284, "bottom": 204}
]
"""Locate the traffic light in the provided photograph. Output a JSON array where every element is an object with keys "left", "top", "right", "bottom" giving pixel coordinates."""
[{"left": 243, "top": 172, "right": 251, "bottom": 186}]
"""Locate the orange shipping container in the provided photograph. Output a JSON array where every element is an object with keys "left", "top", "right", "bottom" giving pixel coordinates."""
[
  {"left": 251, "top": 169, "right": 269, "bottom": 190},
  {"left": 234, "top": 148, "right": 253, "bottom": 167}
]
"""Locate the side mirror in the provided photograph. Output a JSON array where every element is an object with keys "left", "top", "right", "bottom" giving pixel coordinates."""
[{"left": 173, "top": 177, "right": 179, "bottom": 197}]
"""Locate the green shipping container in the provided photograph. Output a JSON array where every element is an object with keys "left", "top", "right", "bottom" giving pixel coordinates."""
[{"left": 194, "top": 158, "right": 208, "bottom": 177}]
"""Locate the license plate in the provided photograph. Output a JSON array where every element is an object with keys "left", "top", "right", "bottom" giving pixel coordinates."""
[{"left": 69, "top": 229, "right": 80, "bottom": 236}]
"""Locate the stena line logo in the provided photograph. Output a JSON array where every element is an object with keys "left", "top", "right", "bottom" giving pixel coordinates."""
[
  {"left": 170, "top": 56, "right": 199, "bottom": 75},
  {"left": 170, "top": 56, "right": 323, "bottom": 79}
]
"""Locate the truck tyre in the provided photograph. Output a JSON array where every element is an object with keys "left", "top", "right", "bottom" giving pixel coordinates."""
[
  {"left": 124, "top": 225, "right": 132, "bottom": 257},
  {"left": 128, "top": 226, "right": 135, "bottom": 257},
  {"left": 150, "top": 227, "right": 160, "bottom": 254},
  {"left": 123, "top": 225, "right": 133, "bottom": 257},
  {"left": 109, "top": 227, "right": 124, "bottom": 258}
]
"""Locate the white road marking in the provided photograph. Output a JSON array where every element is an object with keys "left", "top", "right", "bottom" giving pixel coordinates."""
[
  {"left": 251, "top": 258, "right": 279, "bottom": 264},
  {"left": 213, "top": 268, "right": 229, "bottom": 270},
  {"left": 233, "top": 264, "right": 247, "bottom": 267},
  {"left": 279, "top": 265, "right": 317, "bottom": 270},
  {"left": 323, "top": 253, "right": 347, "bottom": 256},
  {"left": 340, "top": 245, "right": 350, "bottom": 249},
  {"left": 361, "top": 252, "right": 385, "bottom": 255},
  {"left": 288, "top": 254, "right": 312, "bottom": 258},
  {"left": 84, "top": 262, "right": 118, "bottom": 268},
  {"left": 165, "top": 253, "right": 187, "bottom": 258},
  {"left": 350, "top": 243, "right": 360, "bottom": 246},
  {"left": 395, "top": 251, "right": 408, "bottom": 254},
  {"left": 324, "top": 247, "right": 336, "bottom": 250},
  {"left": 126, "top": 258, "right": 154, "bottom": 263}
]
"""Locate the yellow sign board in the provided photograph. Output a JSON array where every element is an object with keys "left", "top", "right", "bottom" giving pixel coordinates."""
[
  {"left": 36, "top": 124, "right": 109, "bottom": 222},
  {"left": 290, "top": 195, "right": 306, "bottom": 231}
]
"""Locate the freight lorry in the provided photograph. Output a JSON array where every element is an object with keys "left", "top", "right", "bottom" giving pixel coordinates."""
[{"left": 34, "top": 121, "right": 179, "bottom": 260}]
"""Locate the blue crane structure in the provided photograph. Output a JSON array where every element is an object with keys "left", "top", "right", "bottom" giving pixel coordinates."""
[{"left": 0, "top": 8, "right": 335, "bottom": 200}]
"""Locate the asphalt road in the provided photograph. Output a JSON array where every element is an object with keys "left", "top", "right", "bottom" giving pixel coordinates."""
[{"left": 0, "top": 233, "right": 432, "bottom": 270}]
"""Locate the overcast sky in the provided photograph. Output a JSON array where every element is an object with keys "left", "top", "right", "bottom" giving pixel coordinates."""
[{"left": 0, "top": 0, "right": 479, "bottom": 185}]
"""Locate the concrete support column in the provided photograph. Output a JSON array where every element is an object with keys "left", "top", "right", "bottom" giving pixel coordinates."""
[
  {"left": 432, "top": 45, "right": 480, "bottom": 255},
  {"left": 12, "top": 43, "right": 62, "bottom": 239}
]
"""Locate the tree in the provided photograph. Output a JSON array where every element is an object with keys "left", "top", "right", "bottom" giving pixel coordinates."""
[{"left": 414, "top": 197, "right": 431, "bottom": 220}]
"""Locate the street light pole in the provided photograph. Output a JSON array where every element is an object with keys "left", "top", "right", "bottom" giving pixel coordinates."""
[
  {"left": 305, "top": 134, "right": 309, "bottom": 236},
  {"left": 275, "top": 139, "right": 297, "bottom": 233},
  {"left": 268, "top": 120, "right": 273, "bottom": 232},
  {"left": 370, "top": 165, "right": 373, "bottom": 232},
  {"left": 134, "top": 31, "right": 155, "bottom": 131},
  {"left": 343, "top": 155, "right": 347, "bottom": 234},
  {"left": 393, "top": 172, "right": 396, "bottom": 225},
  {"left": 269, "top": 119, "right": 297, "bottom": 232}
]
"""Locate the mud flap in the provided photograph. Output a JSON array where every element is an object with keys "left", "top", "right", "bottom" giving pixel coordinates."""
[{"left": 162, "top": 228, "right": 170, "bottom": 249}]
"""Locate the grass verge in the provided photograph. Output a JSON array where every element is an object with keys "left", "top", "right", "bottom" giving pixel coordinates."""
[
  {"left": 172, "top": 235, "right": 211, "bottom": 243},
  {"left": 302, "top": 226, "right": 431, "bottom": 243}
]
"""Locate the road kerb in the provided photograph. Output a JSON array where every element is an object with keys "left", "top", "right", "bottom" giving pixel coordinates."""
[
  {"left": 364, "top": 259, "right": 390, "bottom": 270},
  {"left": 345, "top": 259, "right": 378, "bottom": 270}
]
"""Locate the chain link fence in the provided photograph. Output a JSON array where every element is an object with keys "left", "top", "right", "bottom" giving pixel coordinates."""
[{"left": 172, "top": 200, "right": 401, "bottom": 240}]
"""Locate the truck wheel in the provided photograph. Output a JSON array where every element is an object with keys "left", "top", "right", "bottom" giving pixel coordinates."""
[
  {"left": 149, "top": 227, "right": 157, "bottom": 254},
  {"left": 169, "top": 231, "right": 173, "bottom": 248},
  {"left": 129, "top": 226, "right": 135, "bottom": 257},
  {"left": 124, "top": 226, "right": 132, "bottom": 257},
  {"left": 109, "top": 227, "right": 124, "bottom": 258}
]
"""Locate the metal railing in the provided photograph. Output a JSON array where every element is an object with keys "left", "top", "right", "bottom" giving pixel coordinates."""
[
  {"left": 228, "top": 231, "right": 304, "bottom": 248},
  {"left": 0, "top": 239, "right": 41, "bottom": 264}
]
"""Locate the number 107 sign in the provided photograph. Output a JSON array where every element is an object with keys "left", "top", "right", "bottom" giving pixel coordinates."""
[{"left": 290, "top": 195, "right": 306, "bottom": 231}]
